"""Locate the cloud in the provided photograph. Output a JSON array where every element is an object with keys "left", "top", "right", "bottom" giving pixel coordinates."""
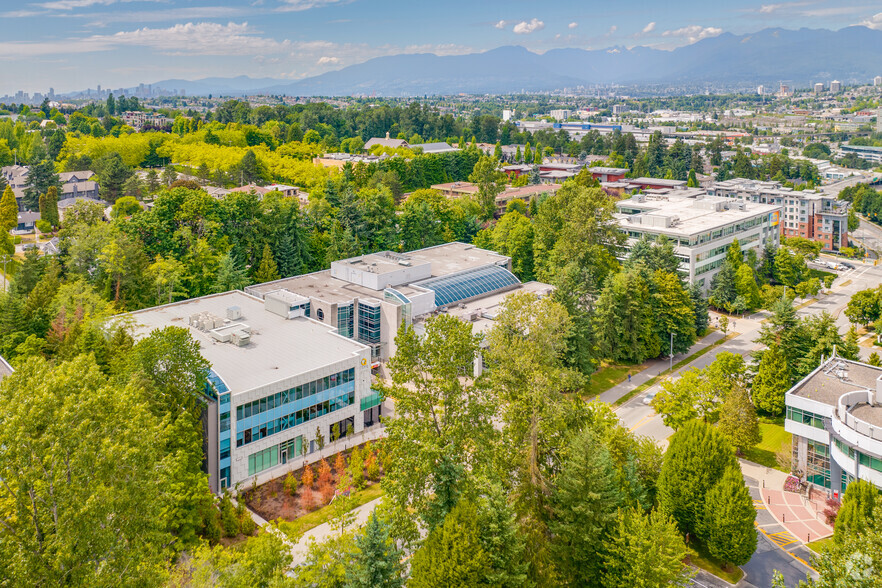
[
  {"left": 757, "top": 1, "right": 814, "bottom": 14},
  {"left": 494, "top": 19, "right": 507, "bottom": 29},
  {"left": 568, "top": 21, "right": 578, "bottom": 29},
  {"left": 607, "top": 25, "right": 617, "bottom": 34},
  {"left": 36, "top": 0, "right": 161, "bottom": 9},
  {"left": 858, "top": 12, "right": 882, "bottom": 29},
  {"left": 642, "top": 21, "right": 656, "bottom": 33},
  {"left": 513, "top": 18, "right": 544, "bottom": 34},
  {"left": 317, "top": 56, "right": 340, "bottom": 65},
  {"left": 275, "top": 0, "right": 353, "bottom": 12},
  {"left": 661, "top": 25, "right": 723, "bottom": 43}
]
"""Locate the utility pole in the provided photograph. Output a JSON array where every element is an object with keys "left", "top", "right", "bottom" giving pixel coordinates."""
[{"left": 670, "top": 332, "right": 674, "bottom": 373}]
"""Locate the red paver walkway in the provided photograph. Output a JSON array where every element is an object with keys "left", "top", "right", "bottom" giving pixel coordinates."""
[{"left": 760, "top": 487, "right": 833, "bottom": 543}]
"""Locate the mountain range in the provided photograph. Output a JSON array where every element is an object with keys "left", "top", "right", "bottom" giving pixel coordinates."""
[{"left": 148, "top": 26, "right": 882, "bottom": 97}]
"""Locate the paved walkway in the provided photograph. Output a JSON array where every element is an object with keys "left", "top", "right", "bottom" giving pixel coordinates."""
[
  {"left": 596, "top": 328, "right": 727, "bottom": 404},
  {"left": 739, "top": 461, "right": 821, "bottom": 587},
  {"left": 759, "top": 488, "right": 832, "bottom": 544}
]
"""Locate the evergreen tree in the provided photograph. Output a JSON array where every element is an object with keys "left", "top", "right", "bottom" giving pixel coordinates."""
[
  {"left": 687, "top": 168, "right": 698, "bottom": 187},
  {"left": 840, "top": 326, "right": 861, "bottom": 361},
  {"left": 657, "top": 420, "right": 737, "bottom": 536},
  {"left": 602, "top": 508, "right": 691, "bottom": 588},
  {"left": 752, "top": 342, "right": 790, "bottom": 415},
  {"left": 477, "top": 486, "right": 530, "bottom": 588},
  {"left": 409, "top": 500, "right": 491, "bottom": 588},
  {"left": 237, "top": 149, "right": 269, "bottom": 185},
  {"left": 23, "top": 159, "right": 60, "bottom": 211},
  {"left": 145, "top": 169, "right": 161, "bottom": 193},
  {"left": 834, "top": 479, "right": 880, "bottom": 544},
  {"left": 161, "top": 166, "right": 178, "bottom": 187},
  {"left": 212, "top": 253, "right": 250, "bottom": 293},
  {"left": 651, "top": 270, "right": 697, "bottom": 355},
  {"left": 594, "top": 269, "right": 659, "bottom": 363},
  {"left": 734, "top": 264, "right": 761, "bottom": 309},
  {"left": 1, "top": 185, "right": 18, "bottom": 231},
  {"left": 42, "top": 186, "right": 59, "bottom": 227},
  {"left": 94, "top": 152, "right": 133, "bottom": 204},
  {"left": 708, "top": 262, "right": 738, "bottom": 311},
  {"left": 550, "top": 429, "right": 623, "bottom": 586},
  {"left": 345, "top": 512, "right": 404, "bottom": 588},
  {"left": 689, "top": 283, "right": 710, "bottom": 335},
  {"left": 253, "top": 243, "right": 280, "bottom": 283},
  {"left": 717, "top": 384, "right": 760, "bottom": 454},
  {"left": 701, "top": 467, "right": 757, "bottom": 566}
]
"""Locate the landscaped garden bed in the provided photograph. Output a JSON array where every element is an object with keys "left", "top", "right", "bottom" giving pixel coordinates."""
[{"left": 240, "top": 440, "right": 386, "bottom": 524}]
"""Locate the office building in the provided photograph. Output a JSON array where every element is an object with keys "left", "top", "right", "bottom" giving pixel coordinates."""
[
  {"left": 874, "top": 76, "right": 882, "bottom": 87},
  {"left": 615, "top": 191, "right": 781, "bottom": 290},
  {"left": 125, "top": 290, "right": 375, "bottom": 492},
  {"left": 814, "top": 82, "right": 824, "bottom": 94},
  {"left": 785, "top": 354, "right": 882, "bottom": 496},
  {"left": 709, "top": 179, "right": 849, "bottom": 252},
  {"left": 246, "top": 242, "right": 549, "bottom": 365},
  {"left": 550, "top": 109, "right": 572, "bottom": 121},
  {"left": 830, "top": 80, "right": 841, "bottom": 93}
]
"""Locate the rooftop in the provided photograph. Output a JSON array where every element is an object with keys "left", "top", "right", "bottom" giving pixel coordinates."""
[
  {"left": 789, "top": 358, "right": 882, "bottom": 406},
  {"left": 438, "top": 280, "right": 555, "bottom": 336},
  {"left": 246, "top": 243, "right": 511, "bottom": 304},
  {"left": 616, "top": 194, "right": 780, "bottom": 237},
  {"left": 124, "top": 291, "right": 367, "bottom": 393}
]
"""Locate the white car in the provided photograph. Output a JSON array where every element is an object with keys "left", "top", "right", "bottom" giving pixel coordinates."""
[{"left": 643, "top": 390, "right": 658, "bottom": 405}]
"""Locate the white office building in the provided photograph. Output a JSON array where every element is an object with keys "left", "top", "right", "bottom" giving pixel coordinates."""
[
  {"left": 126, "top": 290, "right": 375, "bottom": 492},
  {"left": 615, "top": 191, "right": 782, "bottom": 290},
  {"left": 785, "top": 355, "right": 882, "bottom": 496}
]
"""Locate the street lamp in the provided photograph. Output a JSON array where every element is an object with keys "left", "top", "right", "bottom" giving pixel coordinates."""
[{"left": 670, "top": 332, "right": 674, "bottom": 373}]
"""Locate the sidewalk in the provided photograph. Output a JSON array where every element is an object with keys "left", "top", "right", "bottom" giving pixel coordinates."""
[
  {"left": 740, "top": 460, "right": 822, "bottom": 584},
  {"left": 596, "top": 328, "right": 726, "bottom": 404}
]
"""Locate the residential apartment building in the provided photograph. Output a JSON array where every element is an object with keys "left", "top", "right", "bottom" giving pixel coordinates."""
[
  {"left": 126, "top": 290, "right": 375, "bottom": 492},
  {"left": 429, "top": 181, "right": 561, "bottom": 214},
  {"left": 784, "top": 354, "right": 882, "bottom": 496},
  {"left": 615, "top": 190, "right": 782, "bottom": 290},
  {"left": 709, "top": 179, "right": 849, "bottom": 251}
]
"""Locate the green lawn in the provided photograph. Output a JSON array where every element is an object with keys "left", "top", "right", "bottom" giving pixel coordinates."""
[
  {"left": 687, "top": 540, "right": 744, "bottom": 584},
  {"left": 806, "top": 536, "right": 834, "bottom": 554},
  {"left": 809, "top": 268, "right": 836, "bottom": 281},
  {"left": 742, "top": 419, "right": 791, "bottom": 471},
  {"left": 586, "top": 364, "right": 645, "bottom": 397},
  {"left": 278, "top": 483, "right": 384, "bottom": 538}
]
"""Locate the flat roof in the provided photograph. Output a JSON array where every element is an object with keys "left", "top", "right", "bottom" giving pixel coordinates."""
[
  {"left": 246, "top": 270, "right": 423, "bottom": 304},
  {"left": 404, "top": 242, "right": 511, "bottom": 277},
  {"left": 790, "top": 358, "right": 882, "bottom": 406},
  {"left": 616, "top": 195, "right": 780, "bottom": 237},
  {"left": 247, "top": 243, "right": 508, "bottom": 304},
  {"left": 124, "top": 291, "right": 367, "bottom": 393}
]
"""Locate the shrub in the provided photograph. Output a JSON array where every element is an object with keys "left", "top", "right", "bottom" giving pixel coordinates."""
[
  {"left": 320, "top": 481, "right": 335, "bottom": 504},
  {"left": 366, "top": 455, "right": 380, "bottom": 481},
  {"left": 300, "top": 487, "right": 315, "bottom": 512},
  {"left": 220, "top": 494, "right": 239, "bottom": 537},
  {"left": 35, "top": 219, "right": 51, "bottom": 233},
  {"left": 301, "top": 464, "right": 314, "bottom": 489},
  {"left": 334, "top": 452, "right": 346, "bottom": 475},
  {"left": 318, "top": 458, "right": 332, "bottom": 487},
  {"left": 283, "top": 472, "right": 299, "bottom": 496}
]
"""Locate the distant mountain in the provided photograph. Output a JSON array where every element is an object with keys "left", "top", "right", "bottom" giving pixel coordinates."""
[
  {"left": 149, "top": 75, "right": 282, "bottom": 96},
  {"left": 145, "top": 26, "right": 882, "bottom": 97}
]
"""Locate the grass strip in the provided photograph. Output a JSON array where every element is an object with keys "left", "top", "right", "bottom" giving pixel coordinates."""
[
  {"left": 586, "top": 364, "right": 646, "bottom": 397},
  {"left": 612, "top": 333, "right": 738, "bottom": 407},
  {"left": 806, "top": 536, "right": 834, "bottom": 555},
  {"left": 687, "top": 541, "right": 745, "bottom": 584},
  {"left": 741, "top": 421, "right": 791, "bottom": 471},
  {"left": 278, "top": 483, "right": 384, "bottom": 537},
  {"left": 794, "top": 298, "right": 817, "bottom": 310}
]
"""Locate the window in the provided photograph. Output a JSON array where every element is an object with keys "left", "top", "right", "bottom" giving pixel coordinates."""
[
  {"left": 806, "top": 440, "right": 830, "bottom": 488},
  {"left": 414, "top": 265, "right": 521, "bottom": 308},
  {"left": 317, "top": 308, "right": 324, "bottom": 321},
  {"left": 247, "top": 446, "right": 279, "bottom": 476},
  {"left": 337, "top": 303, "right": 354, "bottom": 338},
  {"left": 357, "top": 302, "right": 382, "bottom": 344},
  {"left": 786, "top": 406, "right": 825, "bottom": 429}
]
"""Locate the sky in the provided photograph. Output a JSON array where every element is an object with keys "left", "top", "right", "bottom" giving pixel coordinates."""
[{"left": 1, "top": 0, "right": 881, "bottom": 95}]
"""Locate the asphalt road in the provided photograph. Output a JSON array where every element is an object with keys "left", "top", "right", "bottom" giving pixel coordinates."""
[{"left": 609, "top": 259, "right": 882, "bottom": 587}]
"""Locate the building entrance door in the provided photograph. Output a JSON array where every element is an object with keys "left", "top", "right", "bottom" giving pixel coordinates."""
[{"left": 280, "top": 450, "right": 287, "bottom": 465}]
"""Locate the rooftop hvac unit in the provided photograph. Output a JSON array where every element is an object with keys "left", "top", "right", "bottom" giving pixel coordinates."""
[
  {"left": 227, "top": 306, "right": 242, "bottom": 320},
  {"left": 230, "top": 330, "right": 251, "bottom": 347}
]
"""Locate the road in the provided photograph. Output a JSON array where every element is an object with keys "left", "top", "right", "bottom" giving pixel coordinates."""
[{"left": 612, "top": 260, "right": 882, "bottom": 586}]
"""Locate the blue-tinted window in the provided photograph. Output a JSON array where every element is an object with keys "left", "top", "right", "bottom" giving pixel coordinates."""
[{"left": 415, "top": 264, "right": 520, "bottom": 307}]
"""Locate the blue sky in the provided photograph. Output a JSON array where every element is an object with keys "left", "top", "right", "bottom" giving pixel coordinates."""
[{"left": 1, "top": 0, "right": 880, "bottom": 95}]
